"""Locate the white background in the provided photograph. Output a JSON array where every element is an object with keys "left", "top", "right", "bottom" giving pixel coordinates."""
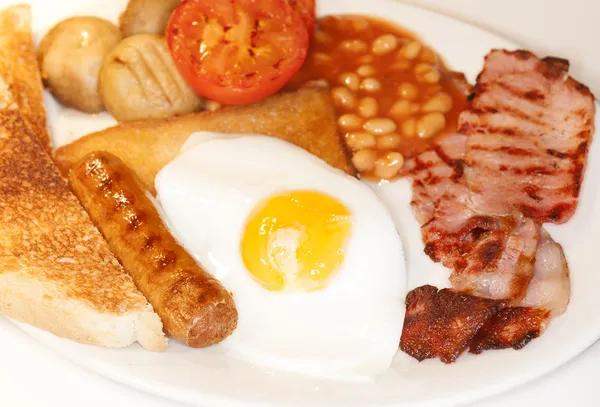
[{"left": 1, "top": 0, "right": 599, "bottom": 406}]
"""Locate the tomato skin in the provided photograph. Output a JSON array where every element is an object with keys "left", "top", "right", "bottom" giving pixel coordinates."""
[
  {"left": 286, "top": 0, "right": 316, "bottom": 35},
  {"left": 166, "top": 0, "right": 310, "bottom": 106}
]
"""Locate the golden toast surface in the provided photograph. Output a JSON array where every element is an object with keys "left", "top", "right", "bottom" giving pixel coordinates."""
[
  {"left": 0, "top": 5, "right": 160, "bottom": 326},
  {"left": 55, "top": 88, "right": 356, "bottom": 194},
  {"left": 0, "top": 110, "right": 150, "bottom": 314},
  {"left": 0, "top": 4, "right": 50, "bottom": 150}
]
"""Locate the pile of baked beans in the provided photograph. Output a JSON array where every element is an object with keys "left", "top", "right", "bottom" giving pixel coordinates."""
[{"left": 289, "top": 15, "right": 468, "bottom": 182}]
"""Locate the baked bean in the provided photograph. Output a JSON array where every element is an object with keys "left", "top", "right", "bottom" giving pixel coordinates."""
[
  {"left": 338, "top": 113, "right": 363, "bottom": 130},
  {"left": 351, "top": 16, "right": 370, "bottom": 31},
  {"left": 372, "top": 34, "right": 398, "bottom": 56},
  {"left": 397, "top": 82, "right": 419, "bottom": 100},
  {"left": 376, "top": 133, "right": 402, "bottom": 149},
  {"left": 399, "top": 41, "right": 422, "bottom": 60},
  {"left": 331, "top": 17, "right": 354, "bottom": 32},
  {"left": 331, "top": 87, "right": 357, "bottom": 109},
  {"left": 363, "top": 117, "right": 396, "bottom": 134},
  {"left": 420, "top": 47, "right": 437, "bottom": 64},
  {"left": 287, "top": 14, "right": 468, "bottom": 176},
  {"left": 358, "top": 97, "right": 378, "bottom": 118},
  {"left": 352, "top": 149, "right": 377, "bottom": 171},
  {"left": 401, "top": 118, "right": 417, "bottom": 137},
  {"left": 414, "top": 63, "right": 441, "bottom": 84},
  {"left": 314, "top": 30, "right": 333, "bottom": 45},
  {"left": 318, "top": 15, "right": 337, "bottom": 29},
  {"left": 395, "top": 37, "right": 411, "bottom": 49},
  {"left": 374, "top": 152, "right": 405, "bottom": 179},
  {"left": 357, "top": 55, "right": 374, "bottom": 64},
  {"left": 414, "top": 63, "right": 432, "bottom": 76},
  {"left": 360, "top": 78, "right": 382, "bottom": 92},
  {"left": 339, "top": 72, "right": 360, "bottom": 91},
  {"left": 356, "top": 65, "right": 376, "bottom": 77},
  {"left": 422, "top": 92, "right": 453, "bottom": 113},
  {"left": 339, "top": 39, "right": 367, "bottom": 53},
  {"left": 389, "top": 100, "right": 413, "bottom": 119},
  {"left": 389, "top": 60, "right": 411, "bottom": 71},
  {"left": 424, "top": 71, "right": 441, "bottom": 84},
  {"left": 345, "top": 131, "right": 376, "bottom": 150},
  {"left": 312, "top": 52, "right": 333, "bottom": 65},
  {"left": 417, "top": 112, "right": 446, "bottom": 138}
]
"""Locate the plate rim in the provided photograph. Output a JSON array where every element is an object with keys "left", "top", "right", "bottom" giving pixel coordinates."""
[{"left": 4, "top": 0, "right": 600, "bottom": 406}]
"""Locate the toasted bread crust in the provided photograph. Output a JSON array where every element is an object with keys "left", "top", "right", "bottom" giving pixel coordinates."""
[
  {"left": 0, "top": 110, "right": 152, "bottom": 313},
  {"left": 0, "top": 5, "right": 167, "bottom": 351},
  {"left": 0, "top": 272, "right": 167, "bottom": 351},
  {"left": 0, "top": 5, "right": 50, "bottom": 151},
  {"left": 55, "top": 88, "right": 356, "bottom": 194}
]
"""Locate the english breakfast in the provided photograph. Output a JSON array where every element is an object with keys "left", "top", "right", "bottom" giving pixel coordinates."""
[{"left": 0, "top": 0, "right": 596, "bottom": 387}]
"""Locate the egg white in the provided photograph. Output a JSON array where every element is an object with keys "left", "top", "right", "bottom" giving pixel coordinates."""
[{"left": 155, "top": 132, "right": 407, "bottom": 381}]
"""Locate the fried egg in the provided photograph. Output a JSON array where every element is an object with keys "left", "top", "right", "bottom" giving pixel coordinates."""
[{"left": 155, "top": 132, "right": 406, "bottom": 380}]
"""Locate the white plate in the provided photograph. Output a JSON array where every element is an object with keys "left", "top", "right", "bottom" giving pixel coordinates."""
[{"left": 6, "top": 0, "right": 600, "bottom": 406}]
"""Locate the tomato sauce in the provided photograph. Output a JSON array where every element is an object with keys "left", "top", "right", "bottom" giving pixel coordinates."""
[{"left": 288, "top": 15, "right": 469, "bottom": 181}]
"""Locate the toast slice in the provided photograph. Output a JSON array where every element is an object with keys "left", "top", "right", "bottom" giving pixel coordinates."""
[
  {"left": 0, "top": 4, "right": 50, "bottom": 151},
  {"left": 0, "top": 5, "right": 167, "bottom": 351},
  {"left": 55, "top": 88, "right": 356, "bottom": 194}
]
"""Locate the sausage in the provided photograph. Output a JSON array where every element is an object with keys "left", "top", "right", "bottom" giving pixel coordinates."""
[{"left": 69, "top": 151, "right": 238, "bottom": 347}]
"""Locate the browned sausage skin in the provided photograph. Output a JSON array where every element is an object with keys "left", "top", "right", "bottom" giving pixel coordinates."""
[{"left": 69, "top": 151, "right": 238, "bottom": 347}]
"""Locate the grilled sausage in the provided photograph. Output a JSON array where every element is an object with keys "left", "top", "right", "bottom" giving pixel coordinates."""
[{"left": 69, "top": 151, "right": 238, "bottom": 347}]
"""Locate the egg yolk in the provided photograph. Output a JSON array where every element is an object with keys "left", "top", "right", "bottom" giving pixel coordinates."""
[{"left": 241, "top": 191, "right": 352, "bottom": 292}]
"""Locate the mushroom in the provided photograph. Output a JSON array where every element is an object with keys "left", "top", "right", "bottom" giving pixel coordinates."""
[
  {"left": 119, "top": 0, "right": 182, "bottom": 37},
  {"left": 98, "top": 34, "right": 204, "bottom": 122},
  {"left": 38, "top": 16, "right": 122, "bottom": 113}
]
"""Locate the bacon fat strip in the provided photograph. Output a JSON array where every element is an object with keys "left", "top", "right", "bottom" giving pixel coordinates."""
[{"left": 69, "top": 151, "right": 238, "bottom": 348}]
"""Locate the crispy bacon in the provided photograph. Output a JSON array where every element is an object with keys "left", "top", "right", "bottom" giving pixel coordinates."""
[
  {"left": 400, "top": 285, "right": 505, "bottom": 363},
  {"left": 461, "top": 50, "right": 595, "bottom": 224},
  {"left": 399, "top": 49, "right": 588, "bottom": 363},
  {"left": 401, "top": 218, "right": 568, "bottom": 362},
  {"left": 469, "top": 306, "right": 551, "bottom": 353}
]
